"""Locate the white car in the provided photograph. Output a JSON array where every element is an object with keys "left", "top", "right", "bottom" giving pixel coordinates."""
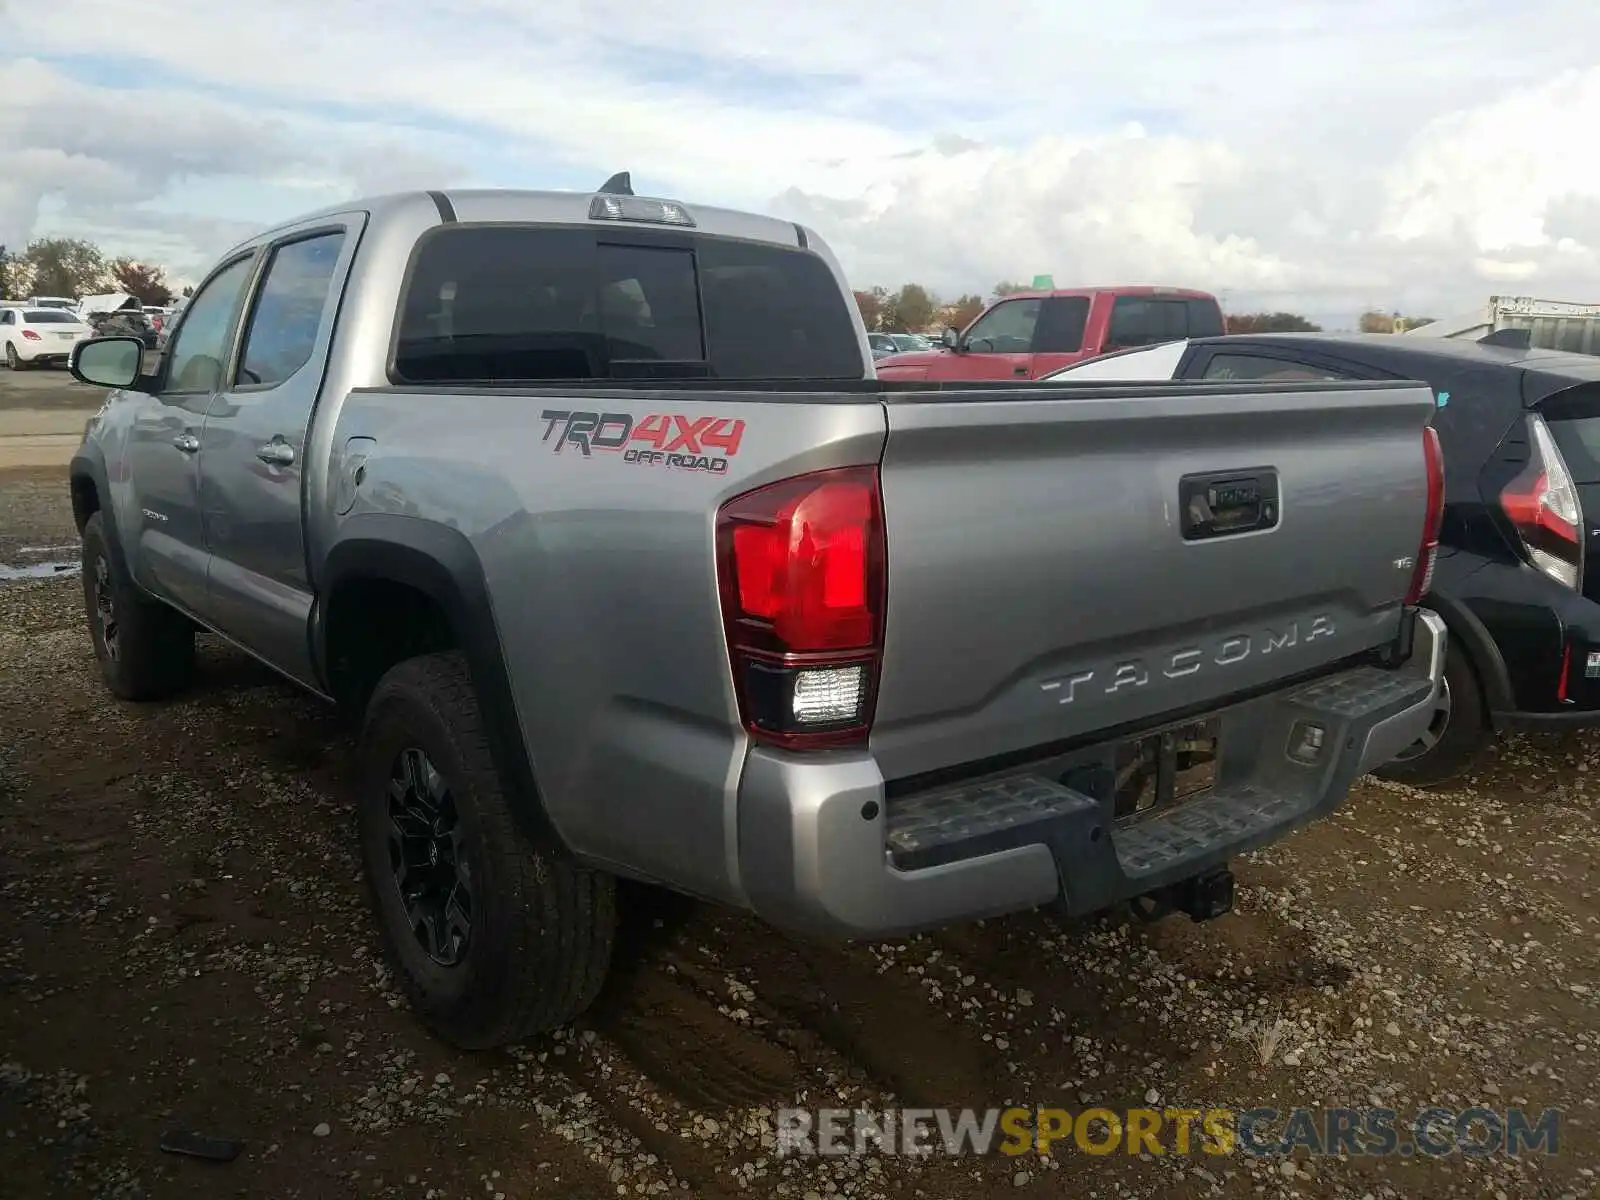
[{"left": 0, "top": 306, "right": 97, "bottom": 370}]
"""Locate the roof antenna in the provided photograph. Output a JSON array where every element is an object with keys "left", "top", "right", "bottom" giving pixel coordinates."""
[
  {"left": 1478, "top": 327, "right": 1531, "bottom": 350},
  {"left": 598, "top": 172, "right": 634, "bottom": 196}
]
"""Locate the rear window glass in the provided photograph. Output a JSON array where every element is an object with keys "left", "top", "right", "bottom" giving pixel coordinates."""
[
  {"left": 393, "top": 226, "right": 863, "bottom": 384},
  {"left": 24, "top": 310, "right": 77, "bottom": 324},
  {"left": 1542, "top": 385, "right": 1600, "bottom": 483}
]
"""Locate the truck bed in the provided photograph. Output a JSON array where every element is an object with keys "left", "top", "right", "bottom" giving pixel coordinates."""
[{"left": 324, "top": 375, "right": 1436, "bottom": 909}]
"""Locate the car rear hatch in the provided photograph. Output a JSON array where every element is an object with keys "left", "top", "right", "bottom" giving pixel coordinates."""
[{"left": 869, "top": 378, "right": 1439, "bottom": 781}]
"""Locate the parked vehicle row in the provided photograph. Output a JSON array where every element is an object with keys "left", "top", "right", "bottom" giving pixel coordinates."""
[
  {"left": 873, "top": 285, "right": 1225, "bottom": 381},
  {"left": 1, "top": 294, "right": 172, "bottom": 365},
  {"left": 65, "top": 177, "right": 1445, "bottom": 1051},
  {"left": 1044, "top": 331, "right": 1600, "bottom": 784},
  {"left": 0, "top": 306, "right": 97, "bottom": 369}
]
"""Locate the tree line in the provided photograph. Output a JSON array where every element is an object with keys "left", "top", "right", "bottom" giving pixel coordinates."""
[
  {"left": 0, "top": 238, "right": 190, "bottom": 308},
  {"left": 1, "top": 238, "right": 1438, "bottom": 337}
]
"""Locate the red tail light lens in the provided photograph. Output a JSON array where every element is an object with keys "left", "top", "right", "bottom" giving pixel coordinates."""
[
  {"left": 1405, "top": 425, "right": 1445, "bottom": 604},
  {"left": 1500, "top": 414, "right": 1583, "bottom": 590},
  {"left": 716, "top": 466, "right": 885, "bottom": 750},
  {"left": 21, "top": 329, "right": 41, "bottom": 342}
]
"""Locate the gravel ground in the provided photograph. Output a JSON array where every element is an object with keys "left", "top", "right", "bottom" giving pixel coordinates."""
[
  {"left": 0, "top": 365, "right": 104, "bottom": 411},
  {"left": 1, "top": 466, "right": 1598, "bottom": 1199}
]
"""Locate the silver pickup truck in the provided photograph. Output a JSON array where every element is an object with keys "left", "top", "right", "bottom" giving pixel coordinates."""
[{"left": 66, "top": 179, "right": 1447, "bottom": 1049}]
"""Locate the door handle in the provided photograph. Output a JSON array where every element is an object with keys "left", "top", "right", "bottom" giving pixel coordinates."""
[
  {"left": 172, "top": 433, "right": 199, "bottom": 453},
  {"left": 1013, "top": 365, "right": 1029, "bottom": 376},
  {"left": 256, "top": 441, "right": 296, "bottom": 467}
]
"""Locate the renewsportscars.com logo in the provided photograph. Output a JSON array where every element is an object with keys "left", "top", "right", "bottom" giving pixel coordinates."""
[
  {"left": 774, "top": 1105, "right": 1562, "bottom": 1159},
  {"left": 540, "top": 409, "right": 745, "bottom": 474}
]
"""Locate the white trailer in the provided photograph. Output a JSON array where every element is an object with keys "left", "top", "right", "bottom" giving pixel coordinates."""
[{"left": 1406, "top": 295, "right": 1600, "bottom": 355}]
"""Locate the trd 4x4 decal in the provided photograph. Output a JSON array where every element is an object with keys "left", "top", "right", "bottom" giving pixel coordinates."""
[{"left": 540, "top": 410, "right": 745, "bottom": 474}]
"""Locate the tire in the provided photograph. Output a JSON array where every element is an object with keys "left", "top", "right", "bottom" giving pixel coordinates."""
[
  {"left": 80, "top": 512, "right": 196, "bottom": 700},
  {"left": 1371, "top": 645, "right": 1488, "bottom": 788},
  {"left": 5, "top": 343, "right": 21, "bottom": 370},
  {"left": 357, "top": 652, "right": 616, "bottom": 1049}
]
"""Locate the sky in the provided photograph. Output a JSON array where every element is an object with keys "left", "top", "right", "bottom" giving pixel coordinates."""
[{"left": 3, "top": 0, "right": 1599, "bottom": 329}]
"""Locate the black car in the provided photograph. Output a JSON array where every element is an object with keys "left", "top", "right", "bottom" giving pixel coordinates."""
[{"left": 1045, "top": 331, "right": 1600, "bottom": 785}]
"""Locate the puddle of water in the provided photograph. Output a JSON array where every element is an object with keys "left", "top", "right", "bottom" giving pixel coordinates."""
[{"left": 0, "top": 560, "right": 80, "bottom": 582}]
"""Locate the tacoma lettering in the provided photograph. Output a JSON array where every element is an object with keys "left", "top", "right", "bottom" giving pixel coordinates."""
[{"left": 1041, "top": 617, "right": 1337, "bottom": 705}]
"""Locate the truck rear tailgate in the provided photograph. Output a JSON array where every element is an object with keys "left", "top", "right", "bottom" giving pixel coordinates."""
[{"left": 871, "top": 380, "right": 1437, "bottom": 780}]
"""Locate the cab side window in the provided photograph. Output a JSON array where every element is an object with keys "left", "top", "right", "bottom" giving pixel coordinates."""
[
  {"left": 964, "top": 299, "right": 1040, "bottom": 353},
  {"left": 237, "top": 232, "right": 347, "bottom": 388},
  {"left": 165, "top": 255, "right": 256, "bottom": 394}
]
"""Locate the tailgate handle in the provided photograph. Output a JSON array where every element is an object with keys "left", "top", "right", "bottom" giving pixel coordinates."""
[{"left": 1179, "top": 469, "right": 1280, "bottom": 541}]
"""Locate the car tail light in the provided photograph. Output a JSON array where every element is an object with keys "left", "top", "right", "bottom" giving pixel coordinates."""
[
  {"left": 1500, "top": 413, "right": 1583, "bottom": 590},
  {"left": 1405, "top": 425, "right": 1445, "bottom": 604},
  {"left": 21, "top": 329, "right": 41, "bottom": 342},
  {"left": 716, "top": 465, "right": 885, "bottom": 750}
]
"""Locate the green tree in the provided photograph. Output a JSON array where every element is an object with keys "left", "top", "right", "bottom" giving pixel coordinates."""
[
  {"left": 1358, "top": 310, "right": 1395, "bottom": 334},
  {"left": 24, "top": 237, "right": 107, "bottom": 298},
  {"left": 992, "top": 281, "right": 1029, "bottom": 300},
  {"left": 1225, "top": 312, "right": 1323, "bottom": 333},
  {"left": 883, "top": 283, "right": 936, "bottom": 333},
  {"left": 111, "top": 259, "right": 174, "bottom": 307}
]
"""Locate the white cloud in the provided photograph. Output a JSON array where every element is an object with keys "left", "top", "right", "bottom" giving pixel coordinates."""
[{"left": 3, "top": 0, "right": 1600, "bottom": 322}]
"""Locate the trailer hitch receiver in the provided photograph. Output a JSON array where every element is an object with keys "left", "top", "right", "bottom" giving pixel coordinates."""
[{"left": 1131, "top": 867, "right": 1235, "bottom": 924}]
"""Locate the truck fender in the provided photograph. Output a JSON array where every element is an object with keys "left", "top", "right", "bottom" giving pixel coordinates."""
[
  {"left": 1420, "top": 590, "right": 1514, "bottom": 718},
  {"left": 68, "top": 447, "right": 132, "bottom": 580},
  {"left": 316, "top": 515, "right": 570, "bottom": 857}
]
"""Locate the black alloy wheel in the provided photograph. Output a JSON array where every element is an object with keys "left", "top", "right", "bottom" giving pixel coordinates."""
[
  {"left": 386, "top": 746, "right": 473, "bottom": 967},
  {"left": 90, "top": 554, "right": 120, "bottom": 662}
]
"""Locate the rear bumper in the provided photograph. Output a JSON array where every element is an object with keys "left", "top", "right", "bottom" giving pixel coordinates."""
[
  {"left": 737, "top": 609, "right": 1446, "bottom": 939},
  {"left": 15, "top": 347, "right": 70, "bottom": 365}
]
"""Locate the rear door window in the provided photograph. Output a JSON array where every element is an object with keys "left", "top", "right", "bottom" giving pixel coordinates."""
[
  {"left": 1199, "top": 352, "right": 1360, "bottom": 382},
  {"left": 1032, "top": 296, "right": 1089, "bottom": 353},
  {"left": 393, "top": 226, "right": 862, "bottom": 383},
  {"left": 1108, "top": 297, "right": 1192, "bottom": 348},
  {"left": 1187, "top": 297, "right": 1225, "bottom": 337}
]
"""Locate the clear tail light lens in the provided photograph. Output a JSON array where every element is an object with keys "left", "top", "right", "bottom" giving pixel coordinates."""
[
  {"left": 1501, "top": 414, "right": 1583, "bottom": 590},
  {"left": 716, "top": 466, "right": 885, "bottom": 750}
]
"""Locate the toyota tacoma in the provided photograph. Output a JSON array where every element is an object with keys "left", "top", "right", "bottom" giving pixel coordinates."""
[{"left": 66, "top": 177, "right": 1447, "bottom": 1048}]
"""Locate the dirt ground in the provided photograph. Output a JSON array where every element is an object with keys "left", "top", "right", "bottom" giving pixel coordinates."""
[
  {"left": 0, "top": 363, "right": 106, "bottom": 410},
  {"left": 1, "top": 464, "right": 1598, "bottom": 1200}
]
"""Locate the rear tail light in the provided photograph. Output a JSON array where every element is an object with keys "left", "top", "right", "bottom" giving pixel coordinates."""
[
  {"left": 1405, "top": 425, "right": 1445, "bottom": 604},
  {"left": 1500, "top": 414, "right": 1583, "bottom": 590},
  {"left": 21, "top": 329, "right": 41, "bottom": 342},
  {"left": 716, "top": 465, "right": 885, "bottom": 750}
]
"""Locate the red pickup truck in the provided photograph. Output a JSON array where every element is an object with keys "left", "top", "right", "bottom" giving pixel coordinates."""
[{"left": 874, "top": 285, "right": 1225, "bottom": 381}]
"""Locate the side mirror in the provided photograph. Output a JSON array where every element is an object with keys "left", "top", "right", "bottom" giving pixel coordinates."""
[
  {"left": 939, "top": 327, "right": 960, "bottom": 350},
  {"left": 71, "top": 336, "right": 144, "bottom": 390}
]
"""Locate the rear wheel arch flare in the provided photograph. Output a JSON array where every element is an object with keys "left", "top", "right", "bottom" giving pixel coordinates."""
[{"left": 317, "top": 517, "right": 572, "bottom": 857}]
